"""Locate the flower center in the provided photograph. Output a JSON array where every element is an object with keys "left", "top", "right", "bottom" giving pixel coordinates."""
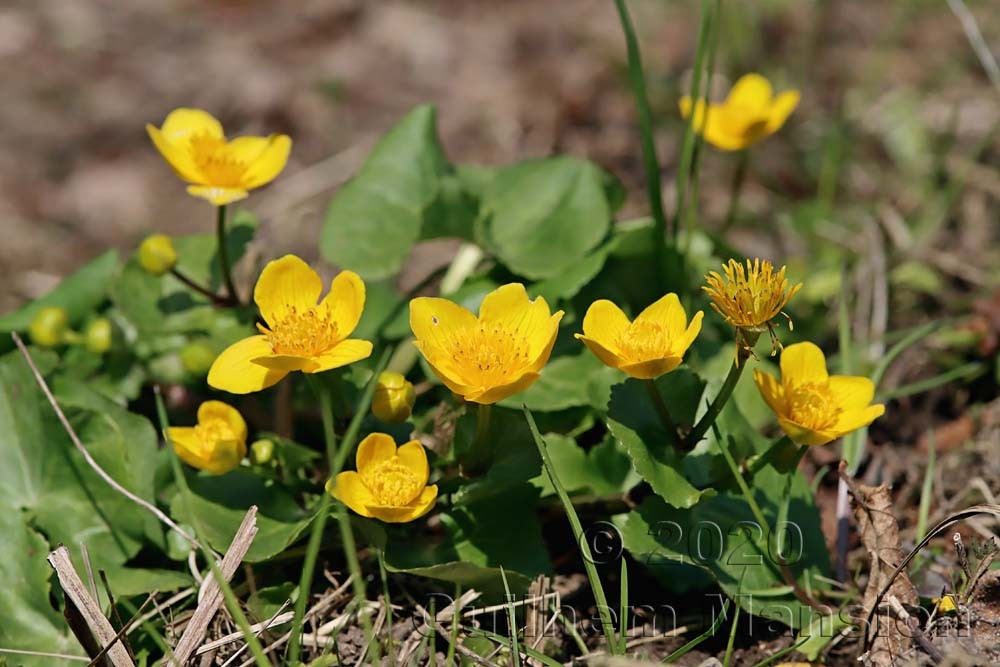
[
  {"left": 260, "top": 306, "right": 341, "bottom": 358},
  {"left": 616, "top": 320, "right": 672, "bottom": 363},
  {"left": 786, "top": 381, "right": 841, "bottom": 431},
  {"left": 361, "top": 458, "right": 422, "bottom": 507},
  {"left": 189, "top": 133, "right": 248, "bottom": 187},
  {"left": 447, "top": 321, "right": 532, "bottom": 386},
  {"left": 194, "top": 418, "right": 239, "bottom": 449},
  {"left": 703, "top": 259, "right": 800, "bottom": 329}
]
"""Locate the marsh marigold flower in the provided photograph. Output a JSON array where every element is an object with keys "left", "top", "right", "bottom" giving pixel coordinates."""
[
  {"left": 575, "top": 294, "right": 703, "bottom": 380},
  {"left": 147, "top": 108, "right": 291, "bottom": 206},
  {"left": 679, "top": 73, "right": 799, "bottom": 151},
  {"left": 372, "top": 371, "right": 416, "bottom": 424},
  {"left": 168, "top": 401, "right": 247, "bottom": 474},
  {"left": 328, "top": 433, "right": 437, "bottom": 523},
  {"left": 208, "top": 255, "right": 372, "bottom": 394},
  {"left": 409, "top": 283, "right": 563, "bottom": 404},
  {"left": 703, "top": 258, "right": 802, "bottom": 354},
  {"left": 754, "top": 342, "right": 884, "bottom": 446}
]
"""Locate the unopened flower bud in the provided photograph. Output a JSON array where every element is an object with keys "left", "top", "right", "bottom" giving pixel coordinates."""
[
  {"left": 138, "top": 234, "right": 177, "bottom": 276},
  {"left": 180, "top": 341, "right": 216, "bottom": 376},
  {"left": 372, "top": 371, "right": 415, "bottom": 424},
  {"left": 84, "top": 318, "right": 113, "bottom": 354},
  {"left": 29, "top": 306, "right": 69, "bottom": 348},
  {"left": 250, "top": 439, "right": 275, "bottom": 465}
]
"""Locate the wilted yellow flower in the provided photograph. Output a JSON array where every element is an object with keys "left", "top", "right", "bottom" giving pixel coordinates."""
[
  {"left": 575, "top": 294, "right": 703, "bottom": 380},
  {"left": 703, "top": 258, "right": 802, "bottom": 354},
  {"left": 933, "top": 595, "right": 958, "bottom": 614},
  {"left": 372, "top": 371, "right": 416, "bottom": 424},
  {"left": 168, "top": 401, "right": 247, "bottom": 474},
  {"left": 29, "top": 306, "right": 69, "bottom": 347},
  {"left": 208, "top": 255, "right": 373, "bottom": 394},
  {"left": 328, "top": 433, "right": 437, "bottom": 523},
  {"left": 138, "top": 234, "right": 178, "bottom": 276},
  {"left": 409, "top": 284, "right": 563, "bottom": 404},
  {"left": 147, "top": 108, "right": 291, "bottom": 206},
  {"left": 754, "top": 342, "right": 884, "bottom": 446},
  {"left": 680, "top": 73, "right": 799, "bottom": 151}
]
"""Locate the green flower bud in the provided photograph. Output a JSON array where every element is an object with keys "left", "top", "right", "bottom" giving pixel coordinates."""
[
  {"left": 28, "top": 306, "right": 69, "bottom": 347},
  {"left": 372, "top": 371, "right": 416, "bottom": 424},
  {"left": 250, "top": 439, "right": 275, "bottom": 465},
  {"left": 180, "top": 341, "right": 216, "bottom": 376},
  {"left": 84, "top": 318, "right": 113, "bottom": 354},
  {"left": 138, "top": 234, "right": 177, "bottom": 276}
]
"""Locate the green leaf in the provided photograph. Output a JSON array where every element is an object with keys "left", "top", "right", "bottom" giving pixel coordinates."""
[
  {"left": 606, "top": 373, "right": 712, "bottom": 509},
  {"left": 385, "top": 484, "right": 549, "bottom": 600},
  {"left": 530, "top": 434, "right": 638, "bottom": 498},
  {"left": 528, "top": 239, "right": 617, "bottom": 305},
  {"left": 0, "top": 509, "right": 82, "bottom": 665},
  {"left": 169, "top": 469, "right": 312, "bottom": 562},
  {"left": 322, "top": 105, "right": 450, "bottom": 279},
  {"left": 450, "top": 408, "right": 542, "bottom": 506},
  {"left": 0, "top": 250, "right": 119, "bottom": 333},
  {"left": 104, "top": 568, "right": 193, "bottom": 596},
  {"left": 498, "top": 352, "right": 605, "bottom": 412},
  {"left": 484, "top": 157, "right": 611, "bottom": 280}
]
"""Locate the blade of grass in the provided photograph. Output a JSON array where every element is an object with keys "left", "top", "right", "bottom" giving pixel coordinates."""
[
  {"left": 446, "top": 584, "right": 461, "bottom": 667},
  {"left": 916, "top": 430, "right": 936, "bottom": 542},
  {"left": 722, "top": 602, "right": 740, "bottom": 667},
  {"left": 619, "top": 558, "right": 629, "bottom": 654},
  {"left": 287, "top": 348, "right": 393, "bottom": 662},
  {"left": 662, "top": 598, "right": 730, "bottom": 663},
  {"left": 523, "top": 405, "right": 620, "bottom": 654},
  {"left": 378, "top": 549, "right": 395, "bottom": 665},
  {"left": 471, "top": 627, "right": 564, "bottom": 667},
  {"left": 878, "top": 361, "right": 985, "bottom": 401},
  {"left": 153, "top": 389, "right": 268, "bottom": 667},
  {"left": 499, "top": 567, "right": 521, "bottom": 667}
]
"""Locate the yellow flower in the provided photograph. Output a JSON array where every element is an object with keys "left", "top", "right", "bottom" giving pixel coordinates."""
[
  {"left": 754, "top": 342, "right": 885, "bottom": 446},
  {"left": 168, "top": 401, "right": 248, "bottom": 474},
  {"left": 679, "top": 73, "right": 799, "bottom": 151},
  {"left": 208, "top": 255, "right": 373, "bottom": 394},
  {"left": 703, "top": 258, "right": 802, "bottom": 355},
  {"left": 409, "top": 284, "right": 563, "bottom": 404},
  {"left": 138, "top": 234, "right": 178, "bottom": 276},
  {"left": 575, "top": 294, "right": 703, "bottom": 380},
  {"left": 328, "top": 433, "right": 437, "bottom": 523},
  {"left": 147, "top": 108, "right": 291, "bottom": 206},
  {"left": 372, "top": 371, "right": 416, "bottom": 424}
]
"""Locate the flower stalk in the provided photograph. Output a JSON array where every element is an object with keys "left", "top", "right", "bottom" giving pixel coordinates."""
[
  {"left": 644, "top": 379, "right": 682, "bottom": 449},
  {"left": 683, "top": 342, "right": 753, "bottom": 449},
  {"left": 215, "top": 204, "right": 239, "bottom": 305}
]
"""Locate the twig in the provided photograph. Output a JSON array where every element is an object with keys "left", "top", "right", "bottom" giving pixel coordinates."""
[
  {"left": 946, "top": 0, "right": 1000, "bottom": 95},
  {"left": 48, "top": 546, "right": 135, "bottom": 667},
  {"left": 0, "top": 648, "right": 89, "bottom": 663},
  {"left": 171, "top": 506, "right": 259, "bottom": 665},
  {"left": 12, "top": 332, "right": 203, "bottom": 552},
  {"left": 219, "top": 599, "right": 292, "bottom": 667},
  {"left": 885, "top": 594, "right": 943, "bottom": 663}
]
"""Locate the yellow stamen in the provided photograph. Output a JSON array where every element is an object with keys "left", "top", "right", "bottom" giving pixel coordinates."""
[
  {"left": 703, "top": 258, "right": 802, "bottom": 331},
  {"left": 445, "top": 321, "right": 532, "bottom": 387},
  {"left": 189, "top": 133, "right": 248, "bottom": 187},
  {"left": 616, "top": 320, "right": 673, "bottom": 364},
  {"left": 361, "top": 457, "right": 423, "bottom": 506},
  {"left": 785, "top": 381, "right": 841, "bottom": 432},
  {"left": 259, "top": 306, "right": 342, "bottom": 357}
]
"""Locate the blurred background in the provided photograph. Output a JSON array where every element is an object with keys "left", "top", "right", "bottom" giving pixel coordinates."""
[{"left": 0, "top": 0, "right": 997, "bottom": 316}]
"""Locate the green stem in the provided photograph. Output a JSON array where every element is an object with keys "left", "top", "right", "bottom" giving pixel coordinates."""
[
  {"left": 378, "top": 549, "right": 395, "bottom": 665},
  {"left": 775, "top": 444, "right": 808, "bottom": 563},
  {"left": 523, "top": 405, "right": 620, "bottom": 655},
  {"left": 153, "top": 389, "right": 269, "bottom": 667},
  {"left": 335, "top": 499, "right": 380, "bottom": 664},
  {"left": 684, "top": 354, "right": 748, "bottom": 449},
  {"left": 721, "top": 150, "right": 749, "bottom": 232},
  {"left": 215, "top": 204, "right": 239, "bottom": 305},
  {"left": 613, "top": 0, "right": 668, "bottom": 255},
  {"left": 287, "top": 349, "right": 393, "bottom": 662},
  {"left": 170, "top": 267, "right": 231, "bottom": 307},
  {"left": 643, "top": 379, "right": 682, "bottom": 449},
  {"left": 462, "top": 402, "right": 493, "bottom": 475}
]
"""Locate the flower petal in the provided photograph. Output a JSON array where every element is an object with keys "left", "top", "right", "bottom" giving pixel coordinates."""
[
  {"left": 478, "top": 283, "right": 532, "bottom": 322},
  {"left": 254, "top": 255, "right": 323, "bottom": 328},
  {"left": 396, "top": 440, "right": 429, "bottom": 486},
  {"left": 576, "top": 334, "right": 624, "bottom": 370},
  {"left": 480, "top": 283, "right": 558, "bottom": 359},
  {"left": 305, "top": 339, "right": 373, "bottom": 374},
  {"left": 581, "top": 300, "right": 630, "bottom": 353},
  {"left": 356, "top": 433, "right": 397, "bottom": 474},
  {"left": 197, "top": 401, "right": 247, "bottom": 443},
  {"left": 677, "top": 310, "right": 704, "bottom": 354},
  {"left": 329, "top": 471, "right": 375, "bottom": 518},
  {"left": 320, "top": 270, "right": 366, "bottom": 338},
  {"left": 409, "top": 297, "right": 477, "bottom": 351},
  {"left": 200, "top": 440, "right": 246, "bottom": 475},
  {"left": 526, "top": 311, "right": 564, "bottom": 372},
  {"left": 726, "top": 74, "right": 773, "bottom": 113},
  {"left": 778, "top": 417, "right": 837, "bottom": 447},
  {"left": 168, "top": 427, "right": 205, "bottom": 469},
  {"left": 415, "top": 343, "right": 476, "bottom": 397},
  {"left": 469, "top": 372, "right": 541, "bottom": 405},
  {"left": 619, "top": 356, "right": 682, "bottom": 380},
  {"left": 679, "top": 97, "right": 709, "bottom": 133},
  {"left": 251, "top": 354, "right": 314, "bottom": 372},
  {"left": 753, "top": 369, "right": 786, "bottom": 417},
  {"left": 158, "top": 108, "right": 224, "bottom": 142},
  {"left": 241, "top": 134, "right": 292, "bottom": 189},
  {"left": 635, "top": 293, "right": 687, "bottom": 333},
  {"left": 827, "top": 375, "right": 876, "bottom": 410},
  {"left": 208, "top": 335, "right": 288, "bottom": 394},
  {"left": 186, "top": 186, "right": 249, "bottom": 206},
  {"left": 701, "top": 109, "right": 750, "bottom": 151},
  {"left": 833, "top": 404, "right": 885, "bottom": 436},
  {"left": 147, "top": 124, "right": 202, "bottom": 183},
  {"left": 779, "top": 342, "right": 828, "bottom": 386},
  {"left": 766, "top": 90, "right": 800, "bottom": 134},
  {"left": 366, "top": 485, "right": 438, "bottom": 523}
]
